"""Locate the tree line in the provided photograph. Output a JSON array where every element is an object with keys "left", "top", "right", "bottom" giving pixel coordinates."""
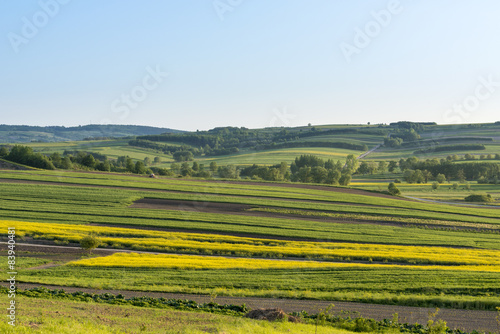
[{"left": 136, "top": 126, "right": 378, "bottom": 160}]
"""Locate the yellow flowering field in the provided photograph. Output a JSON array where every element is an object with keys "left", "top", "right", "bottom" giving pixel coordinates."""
[
  {"left": 3, "top": 219, "right": 500, "bottom": 266},
  {"left": 69, "top": 252, "right": 500, "bottom": 273}
]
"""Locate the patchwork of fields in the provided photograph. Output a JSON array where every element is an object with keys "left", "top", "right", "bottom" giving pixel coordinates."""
[{"left": 1, "top": 169, "right": 500, "bottom": 320}]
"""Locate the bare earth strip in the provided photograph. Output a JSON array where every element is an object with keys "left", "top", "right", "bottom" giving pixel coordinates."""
[
  {"left": 0, "top": 175, "right": 409, "bottom": 201},
  {"left": 1, "top": 178, "right": 494, "bottom": 233},
  {"left": 0, "top": 178, "right": 386, "bottom": 206},
  {"left": 130, "top": 198, "right": 496, "bottom": 232},
  {"left": 1, "top": 281, "right": 497, "bottom": 333}
]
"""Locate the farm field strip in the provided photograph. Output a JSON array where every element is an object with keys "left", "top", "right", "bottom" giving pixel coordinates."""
[
  {"left": 2, "top": 182, "right": 500, "bottom": 248},
  {"left": 5, "top": 220, "right": 500, "bottom": 265},
  {"left": 4, "top": 182, "right": 500, "bottom": 231},
  {"left": 18, "top": 261, "right": 500, "bottom": 310},
  {"left": 3, "top": 194, "right": 500, "bottom": 249},
  {"left": 247, "top": 207, "right": 500, "bottom": 230},
  {"left": 2, "top": 173, "right": 500, "bottom": 224},
  {"left": 2, "top": 169, "right": 500, "bottom": 312},
  {"left": 67, "top": 252, "right": 500, "bottom": 273}
]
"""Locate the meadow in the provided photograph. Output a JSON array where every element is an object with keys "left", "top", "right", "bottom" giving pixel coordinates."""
[{"left": 0, "top": 294, "right": 354, "bottom": 334}]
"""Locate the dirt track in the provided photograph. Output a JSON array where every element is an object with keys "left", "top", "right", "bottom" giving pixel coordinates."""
[{"left": 1, "top": 282, "right": 497, "bottom": 333}]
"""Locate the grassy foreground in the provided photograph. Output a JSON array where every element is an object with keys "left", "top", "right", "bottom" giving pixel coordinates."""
[{"left": 0, "top": 295, "right": 365, "bottom": 334}]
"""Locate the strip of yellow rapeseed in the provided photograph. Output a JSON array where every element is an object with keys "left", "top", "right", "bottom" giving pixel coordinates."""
[
  {"left": 3, "top": 220, "right": 500, "bottom": 266},
  {"left": 68, "top": 253, "right": 500, "bottom": 273}
]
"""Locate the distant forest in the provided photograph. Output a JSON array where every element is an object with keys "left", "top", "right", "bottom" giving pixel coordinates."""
[{"left": 0, "top": 124, "right": 181, "bottom": 143}]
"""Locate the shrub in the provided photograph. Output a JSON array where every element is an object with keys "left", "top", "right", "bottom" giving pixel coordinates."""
[
  {"left": 388, "top": 182, "right": 401, "bottom": 196},
  {"left": 464, "top": 194, "right": 493, "bottom": 203},
  {"left": 80, "top": 235, "right": 101, "bottom": 255}
]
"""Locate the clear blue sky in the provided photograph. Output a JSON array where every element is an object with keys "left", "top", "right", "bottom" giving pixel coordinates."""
[{"left": 1, "top": 0, "right": 500, "bottom": 131}]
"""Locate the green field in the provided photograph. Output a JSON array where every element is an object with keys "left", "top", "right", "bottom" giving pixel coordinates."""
[
  {"left": 1, "top": 169, "right": 500, "bottom": 314},
  {"left": 2, "top": 122, "right": 500, "bottom": 332},
  {"left": 25, "top": 140, "right": 367, "bottom": 167},
  {"left": 0, "top": 294, "right": 354, "bottom": 334}
]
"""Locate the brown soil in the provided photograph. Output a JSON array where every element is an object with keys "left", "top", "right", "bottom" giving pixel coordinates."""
[
  {"left": 0, "top": 241, "right": 122, "bottom": 263},
  {"left": 178, "top": 178, "right": 411, "bottom": 200},
  {"left": 131, "top": 198, "right": 253, "bottom": 213},
  {"left": 0, "top": 178, "right": 376, "bottom": 207},
  {"left": 0, "top": 178, "right": 385, "bottom": 207},
  {"left": 130, "top": 198, "right": 491, "bottom": 233},
  {"left": 0, "top": 174, "right": 409, "bottom": 202},
  {"left": 1, "top": 178, "right": 491, "bottom": 233},
  {"left": 1, "top": 282, "right": 498, "bottom": 333},
  {"left": 245, "top": 308, "right": 300, "bottom": 323}
]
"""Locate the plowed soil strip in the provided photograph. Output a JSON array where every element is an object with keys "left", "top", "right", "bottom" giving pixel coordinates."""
[
  {"left": 0, "top": 178, "right": 380, "bottom": 207},
  {"left": 130, "top": 198, "right": 490, "bottom": 232},
  {"left": 1, "top": 282, "right": 497, "bottom": 333}
]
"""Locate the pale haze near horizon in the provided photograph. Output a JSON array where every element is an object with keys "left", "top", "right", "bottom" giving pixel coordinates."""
[{"left": 1, "top": 0, "right": 500, "bottom": 131}]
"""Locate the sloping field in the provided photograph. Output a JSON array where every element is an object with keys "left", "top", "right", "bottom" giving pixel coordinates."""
[{"left": 1, "top": 169, "right": 499, "bottom": 319}]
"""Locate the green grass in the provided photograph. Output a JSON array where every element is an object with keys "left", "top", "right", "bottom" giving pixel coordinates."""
[
  {"left": 0, "top": 295, "right": 356, "bottom": 334},
  {"left": 16, "top": 265, "right": 500, "bottom": 310},
  {"left": 196, "top": 147, "right": 361, "bottom": 166}
]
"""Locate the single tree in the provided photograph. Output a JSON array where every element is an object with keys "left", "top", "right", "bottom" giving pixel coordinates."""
[
  {"left": 135, "top": 161, "right": 147, "bottom": 174},
  {"left": 377, "top": 161, "right": 387, "bottom": 174},
  {"left": 80, "top": 234, "right": 101, "bottom": 255},
  {"left": 436, "top": 173, "right": 446, "bottom": 184},
  {"left": 0, "top": 146, "right": 8, "bottom": 157},
  {"left": 388, "top": 182, "right": 401, "bottom": 196},
  {"left": 209, "top": 161, "right": 218, "bottom": 172}
]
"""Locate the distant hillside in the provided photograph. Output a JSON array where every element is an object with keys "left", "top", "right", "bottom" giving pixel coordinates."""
[{"left": 0, "top": 124, "right": 182, "bottom": 143}]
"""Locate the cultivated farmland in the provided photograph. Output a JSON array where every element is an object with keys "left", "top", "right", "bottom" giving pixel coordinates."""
[{"left": 1, "top": 168, "right": 500, "bottom": 332}]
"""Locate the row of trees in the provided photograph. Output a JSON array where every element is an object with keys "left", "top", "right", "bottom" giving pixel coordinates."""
[
  {"left": 0, "top": 145, "right": 164, "bottom": 175},
  {"left": 154, "top": 155, "right": 357, "bottom": 186},
  {"left": 288, "top": 155, "right": 356, "bottom": 185},
  {"left": 0, "top": 145, "right": 55, "bottom": 169},
  {"left": 396, "top": 156, "right": 500, "bottom": 184},
  {"left": 384, "top": 129, "right": 421, "bottom": 147},
  {"left": 136, "top": 126, "right": 379, "bottom": 160}
]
